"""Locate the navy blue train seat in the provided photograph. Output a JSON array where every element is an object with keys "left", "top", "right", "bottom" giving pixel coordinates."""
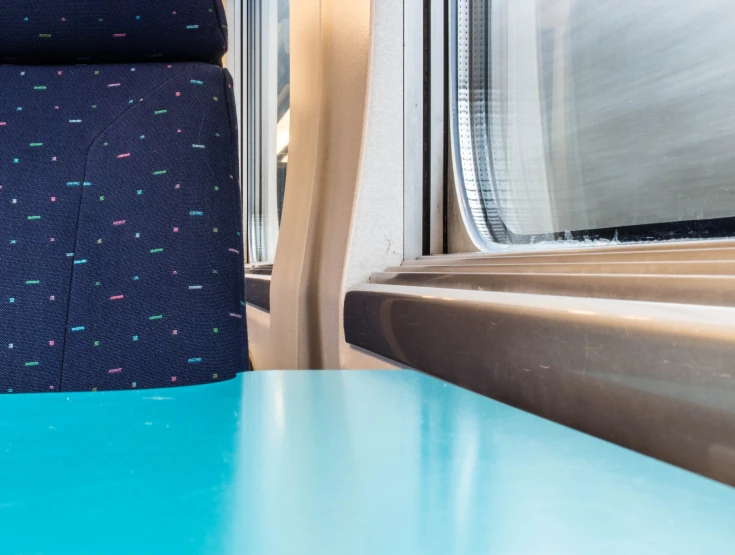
[{"left": 0, "top": 1, "right": 247, "bottom": 393}]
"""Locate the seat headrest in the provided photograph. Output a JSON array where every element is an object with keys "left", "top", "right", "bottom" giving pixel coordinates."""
[{"left": 0, "top": 1, "right": 227, "bottom": 65}]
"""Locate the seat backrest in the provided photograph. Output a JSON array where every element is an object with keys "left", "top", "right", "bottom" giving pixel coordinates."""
[
  {"left": 0, "top": 1, "right": 246, "bottom": 393},
  {"left": 0, "top": 2, "right": 229, "bottom": 65}
]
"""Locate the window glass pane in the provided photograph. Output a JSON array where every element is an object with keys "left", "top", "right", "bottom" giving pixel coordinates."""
[
  {"left": 248, "top": 0, "right": 290, "bottom": 263},
  {"left": 453, "top": 0, "right": 735, "bottom": 247},
  {"left": 276, "top": 0, "right": 290, "bottom": 226}
]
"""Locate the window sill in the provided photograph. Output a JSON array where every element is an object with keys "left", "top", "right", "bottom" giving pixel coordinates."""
[
  {"left": 245, "top": 264, "right": 272, "bottom": 312},
  {"left": 344, "top": 240, "right": 735, "bottom": 486}
]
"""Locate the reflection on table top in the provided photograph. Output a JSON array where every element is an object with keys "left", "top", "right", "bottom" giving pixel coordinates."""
[{"left": 1, "top": 370, "right": 734, "bottom": 554}]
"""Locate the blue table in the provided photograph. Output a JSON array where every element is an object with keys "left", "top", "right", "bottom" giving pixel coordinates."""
[{"left": 1, "top": 370, "right": 734, "bottom": 554}]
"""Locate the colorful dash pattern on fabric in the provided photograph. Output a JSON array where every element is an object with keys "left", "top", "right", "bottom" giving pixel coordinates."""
[
  {"left": 0, "top": 59, "right": 246, "bottom": 393},
  {"left": 0, "top": 1, "right": 228, "bottom": 65}
]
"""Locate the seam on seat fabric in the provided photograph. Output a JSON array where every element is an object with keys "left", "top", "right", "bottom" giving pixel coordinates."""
[
  {"left": 57, "top": 66, "right": 189, "bottom": 391},
  {"left": 221, "top": 68, "right": 249, "bottom": 372}
]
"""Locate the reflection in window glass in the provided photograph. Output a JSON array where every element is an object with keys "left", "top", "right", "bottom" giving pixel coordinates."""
[
  {"left": 453, "top": 0, "right": 735, "bottom": 248},
  {"left": 276, "top": 0, "right": 290, "bottom": 226},
  {"left": 248, "top": 0, "right": 290, "bottom": 263}
]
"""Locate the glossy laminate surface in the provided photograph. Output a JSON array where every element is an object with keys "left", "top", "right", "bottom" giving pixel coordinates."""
[{"left": 1, "top": 370, "right": 734, "bottom": 554}]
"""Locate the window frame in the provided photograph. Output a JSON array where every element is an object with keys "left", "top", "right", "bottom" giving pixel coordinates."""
[
  {"left": 244, "top": 0, "right": 287, "bottom": 265},
  {"left": 227, "top": 0, "right": 273, "bottom": 312},
  {"left": 344, "top": 0, "right": 735, "bottom": 489}
]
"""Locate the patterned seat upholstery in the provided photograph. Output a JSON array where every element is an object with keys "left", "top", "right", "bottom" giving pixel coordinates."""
[{"left": 0, "top": 2, "right": 247, "bottom": 393}]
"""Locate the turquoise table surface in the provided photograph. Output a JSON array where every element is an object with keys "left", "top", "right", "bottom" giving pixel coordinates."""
[{"left": 1, "top": 370, "right": 734, "bottom": 554}]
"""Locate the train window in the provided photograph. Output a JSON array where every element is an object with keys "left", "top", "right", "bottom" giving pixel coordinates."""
[
  {"left": 451, "top": 0, "right": 735, "bottom": 249},
  {"left": 248, "top": 0, "right": 290, "bottom": 263}
]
